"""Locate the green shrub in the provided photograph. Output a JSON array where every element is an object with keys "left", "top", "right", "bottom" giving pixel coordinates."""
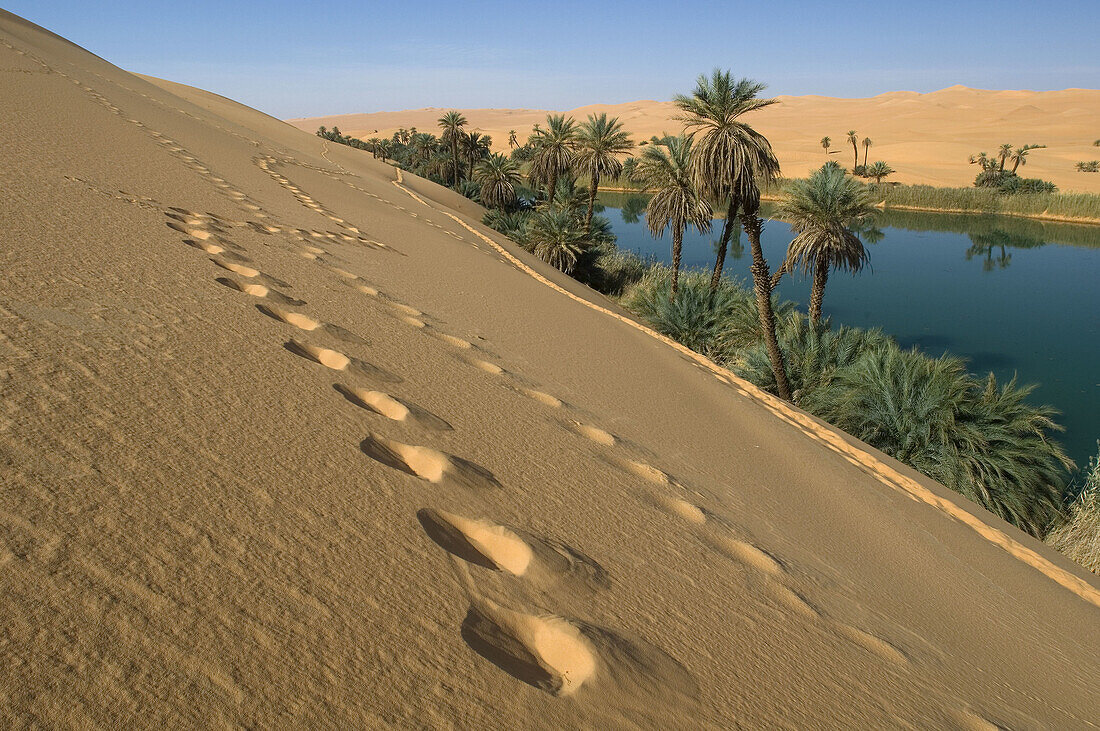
[
  {"left": 800, "top": 342, "right": 1068, "bottom": 536},
  {"left": 621, "top": 268, "right": 751, "bottom": 354},
  {"left": 1046, "top": 444, "right": 1100, "bottom": 572},
  {"left": 733, "top": 317, "right": 892, "bottom": 403}
]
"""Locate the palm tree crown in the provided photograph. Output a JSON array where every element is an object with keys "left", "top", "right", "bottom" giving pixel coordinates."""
[
  {"left": 632, "top": 134, "right": 712, "bottom": 296},
  {"left": 438, "top": 111, "right": 468, "bottom": 187},
  {"left": 575, "top": 113, "right": 634, "bottom": 232},
  {"left": 474, "top": 153, "right": 522, "bottom": 210},
  {"left": 528, "top": 114, "right": 577, "bottom": 207},
  {"left": 674, "top": 70, "right": 780, "bottom": 209},
  {"left": 778, "top": 163, "right": 877, "bottom": 324}
]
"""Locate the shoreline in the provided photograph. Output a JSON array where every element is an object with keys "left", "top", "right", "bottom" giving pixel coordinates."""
[{"left": 596, "top": 186, "right": 1100, "bottom": 227}]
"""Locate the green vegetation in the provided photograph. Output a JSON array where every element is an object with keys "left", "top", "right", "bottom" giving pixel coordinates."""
[
  {"left": 869, "top": 184, "right": 1100, "bottom": 220},
  {"left": 1045, "top": 444, "right": 1100, "bottom": 573},
  {"left": 1076, "top": 161, "right": 1099, "bottom": 173},
  {"left": 631, "top": 134, "right": 712, "bottom": 296},
  {"left": 473, "top": 153, "right": 522, "bottom": 210},
  {"left": 774, "top": 163, "right": 876, "bottom": 324},
  {"left": 969, "top": 144, "right": 1055, "bottom": 193},
  {"left": 449, "top": 70, "right": 1091, "bottom": 550},
  {"left": 674, "top": 70, "right": 791, "bottom": 399},
  {"left": 865, "top": 161, "right": 895, "bottom": 184},
  {"left": 575, "top": 114, "right": 634, "bottom": 233}
]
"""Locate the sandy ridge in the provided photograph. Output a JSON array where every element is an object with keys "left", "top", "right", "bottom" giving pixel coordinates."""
[{"left": 389, "top": 168, "right": 1100, "bottom": 610}]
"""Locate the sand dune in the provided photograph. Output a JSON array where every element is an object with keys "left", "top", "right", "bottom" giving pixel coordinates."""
[
  {"left": 3, "top": 9, "right": 1099, "bottom": 728},
  {"left": 289, "top": 87, "right": 1100, "bottom": 194}
]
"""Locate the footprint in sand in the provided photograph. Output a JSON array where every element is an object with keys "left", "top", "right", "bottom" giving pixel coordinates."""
[
  {"left": 256, "top": 304, "right": 365, "bottom": 344},
  {"left": 334, "top": 384, "right": 452, "bottom": 432},
  {"left": 459, "top": 595, "right": 698, "bottom": 707},
  {"left": 359, "top": 433, "right": 500, "bottom": 490},
  {"left": 215, "top": 276, "right": 305, "bottom": 307},
  {"left": 283, "top": 340, "right": 402, "bottom": 383},
  {"left": 417, "top": 508, "right": 608, "bottom": 588},
  {"left": 182, "top": 238, "right": 252, "bottom": 263},
  {"left": 567, "top": 422, "right": 616, "bottom": 447},
  {"left": 210, "top": 258, "right": 291, "bottom": 289},
  {"left": 707, "top": 533, "right": 786, "bottom": 576},
  {"left": 836, "top": 624, "right": 908, "bottom": 665},
  {"left": 515, "top": 387, "right": 564, "bottom": 409}
]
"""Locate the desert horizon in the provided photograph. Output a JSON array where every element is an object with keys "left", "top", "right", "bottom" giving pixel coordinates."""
[
  {"left": 287, "top": 85, "right": 1100, "bottom": 194},
  {"left": 3, "top": 3, "right": 1099, "bottom": 728}
]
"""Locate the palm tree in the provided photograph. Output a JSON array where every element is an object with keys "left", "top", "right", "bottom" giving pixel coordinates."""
[
  {"left": 462, "top": 132, "right": 491, "bottom": 177},
  {"left": 675, "top": 69, "right": 790, "bottom": 400},
  {"left": 777, "top": 164, "right": 876, "bottom": 325},
  {"left": 437, "top": 111, "right": 468, "bottom": 188},
  {"left": 821, "top": 136, "right": 831, "bottom": 156},
  {"left": 847, "top": 130, "right": 858, "bottom": 171},
  {"left": 412, "top": 132, "right": 436, "bottom": 167},
  {"left": 528, "top": 114, "right": 577, "bottom": 208},
  {"left": 367, "top": 137, "right": 381, "bottom": 159},
  {"left": 632, "top": 135, "right": 712, "bottom": 298},
  {"left": 866, "top": 161, "right": 894, "bottom": 184},
  {"left": 861, "top": 137, "right": 872, "bottom": 168},
  {"left": 474, "top": 153, "right": 522, "bottom": 210},
  {"left": 1009, "top": 145, "right": 1032, "bottom": 174},
  {"left": 508, "top": 130, "right": 518, "bottom": 149},
  {"left": 998, "top": 143, "right": 1013, "bottom": 172},
  {"left": 525, "top": 208, "right": 588, "bottom": 274},
  {"left": 575, "top": 114, "right": 634, "bottom": 233}
]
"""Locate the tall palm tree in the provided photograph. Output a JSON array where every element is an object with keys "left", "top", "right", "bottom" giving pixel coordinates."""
[
  {"left": 437, "top": 111, "right": 468, "bottom": 188},
  {"left": 412, "top": 132, "right": 436, "bottom": 167},
  {"left": 474, "top": 153, "right": 522, "bottom": 210},
  {"left": 528, "top": 114, "right": 577, "bottom": 207},
  {"left": 632, "top": 135, "right": 712, "bottom": 298},
  {"left": 777, "top": 164, "right": 877, "bottom": 325},
  {"left": 508, "top": 130, "right": 518, "bottom": 149},
  {"left": 821, "top": 136, "right": 831, "bottom": 156},
  {"left": 367, "top": 137, "right": 381, "bottom": 159},
  {"left": 997, "top": 143, "right": 1013, "bottom": 172},
  {"left": 861, "top": 137, "right": 872, "bottom": 168},
  {"left": 462, "top": 132, "right": 491, "bottom": 177},
  {"left": 575, "top": 114, "right": 634, "bottom": 233},
  {"left": 1009, "top": 145, "right": 1032, "bottom": 174},
  {"left": 847, "top": 130, "right": 859, "bottom": 171},
  {"left": 866, "top": 161, "right": 894, "bottom": 184},
  {"left": 675, "top": 69, "right": 791, "bottom": 400}
]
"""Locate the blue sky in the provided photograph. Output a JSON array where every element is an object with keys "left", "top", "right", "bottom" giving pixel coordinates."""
[{"left": 8, "top": 1, "right": 1098, "bottom": 118}]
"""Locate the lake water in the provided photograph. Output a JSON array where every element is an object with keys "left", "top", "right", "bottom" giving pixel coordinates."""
[{"left": 597, "top": 192, "right": 1100, "bottom": 472}]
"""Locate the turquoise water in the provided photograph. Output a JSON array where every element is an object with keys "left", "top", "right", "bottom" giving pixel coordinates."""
[{"left": 598, "top": 192, "right": 1100, "bottom": 472}]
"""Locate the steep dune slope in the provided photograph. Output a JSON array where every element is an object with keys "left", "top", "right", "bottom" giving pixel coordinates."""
[{"left": 2, "top": 11, "right": 1098, "bottom": 728}]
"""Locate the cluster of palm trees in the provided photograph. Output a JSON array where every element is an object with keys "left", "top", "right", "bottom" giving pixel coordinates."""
[
  {"left": 967, "top": 143, "right": 1059, "bottom": 192},
  {"left": 819, "top": 131, "right": 895, "bottom": 184}
]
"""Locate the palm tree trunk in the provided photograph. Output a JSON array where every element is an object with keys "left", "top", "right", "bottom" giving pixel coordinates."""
[
  {"left": 742, "top": 214, "right": 792, "bottom": 401},
  {"left": 451, "top": 140, "right": 460, "bottom": 187},
  {"left": 710, "top": 198, "right": 739, "bottom": 292},
  {"left": 584, "top": 170, "right": 600, "bottom": 234},
  {"left": 808, "top": 259, "right": 829, "bottom": 325},
  {"left": 863, "top": 147, "right": 869, "bottom": 168},
  {"left": 670, "top": 225, "right": 684, "bottom": 301},
  {"left": 547, "top": 169, "right": 558, "bottom": 209},
  {"left": 1011, "top": 158, "right": 1021, "bottom": 174},
  {"left": 852, "top": 142, "right": 858, "bottom": 171}
]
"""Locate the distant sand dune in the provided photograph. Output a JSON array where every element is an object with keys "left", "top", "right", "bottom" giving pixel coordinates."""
[{"left": 289, "top": 87, "right": 1100, "bottom": 193}]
